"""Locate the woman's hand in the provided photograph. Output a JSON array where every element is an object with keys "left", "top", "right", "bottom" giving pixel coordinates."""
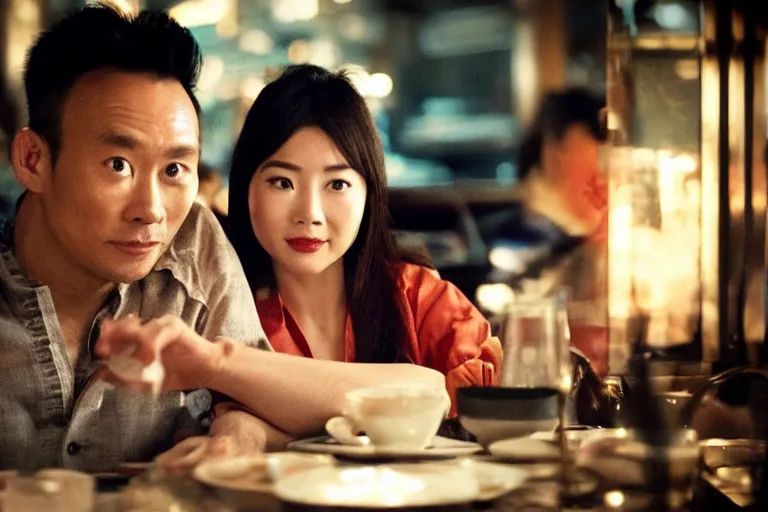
[{"left": 94, "top": 314, "right": 223, "bottom": 391}]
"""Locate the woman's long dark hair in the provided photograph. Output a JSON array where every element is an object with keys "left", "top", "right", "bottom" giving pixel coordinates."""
[{"left": 228, "top": 64, "right": 409, "bottom": 363}]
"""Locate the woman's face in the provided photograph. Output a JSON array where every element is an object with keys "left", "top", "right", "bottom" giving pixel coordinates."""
[{"left": 248, "top": 126, "right": 368, "bottom": 279}]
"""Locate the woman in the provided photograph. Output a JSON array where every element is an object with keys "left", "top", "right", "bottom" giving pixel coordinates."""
[{"left": 227, "top": 64, "right": 501, "bottom": 413}]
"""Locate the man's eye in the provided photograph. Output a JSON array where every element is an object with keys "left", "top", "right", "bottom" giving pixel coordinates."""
[
  {"left": 165, "top": 163, "right": 181, "bottom": 178},
  {"left": 108, "top": 158, "right": 130, "bottom": 173}
]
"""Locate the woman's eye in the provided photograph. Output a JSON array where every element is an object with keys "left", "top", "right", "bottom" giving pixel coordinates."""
[
  {"left": 268, "top": 177, "right": 293, "bottom": 190},
  {"left": 108, "top": 158, "right": 131, "bottom": 174},
  {"left": 329, "top": 180, "right": 350, "bottom": 191}
]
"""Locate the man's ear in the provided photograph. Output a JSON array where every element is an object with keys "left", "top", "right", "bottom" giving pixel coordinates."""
[{"left": 11, "top": 128, "right": 53, "bottom": 193}]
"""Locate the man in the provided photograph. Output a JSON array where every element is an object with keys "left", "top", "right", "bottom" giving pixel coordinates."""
[
  {"left": 1, "top": 3, "right": 270, "bottom": 471},
  {"left": 5, "top": 3, "right": 442, "bottom": 472}
]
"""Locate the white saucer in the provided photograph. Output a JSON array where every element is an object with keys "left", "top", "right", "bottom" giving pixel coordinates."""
[
  {"left": 274, "top": 464, "right": 479, "bottom": 508},
  {"left": 288, "top": 435, "right": 482, "bottom": 460}
]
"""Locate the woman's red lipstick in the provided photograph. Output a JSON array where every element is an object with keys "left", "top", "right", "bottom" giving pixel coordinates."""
[{"left": 286, "top": 238, "right": 325, "bottom": 253}]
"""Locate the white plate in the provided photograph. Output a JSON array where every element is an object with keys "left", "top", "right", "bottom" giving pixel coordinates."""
[
  {"left": 437, "top": 458, "right": 528, "bottom": 501},
  {"left": 274, "top": 464, "right": 479, "bottom": 508},
  {"left": 288, "top": 435, "right": 482, "bottom": 460},
  {"left": 193, "top": 452, "right": 336, "bottom": 494},
  {"left": 488, "top": 437, "right": 561, "bottom": 461}
]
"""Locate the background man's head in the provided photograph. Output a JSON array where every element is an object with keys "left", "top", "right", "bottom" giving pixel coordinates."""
[
  {"left": 196, "top": 162, "right": 223, "bottom": 208},
  {"left": 516, "top": 88, "right": 607, "bottom": 236},
  {"left": 11, "top": 3, "right": 203, "bottom": 284}
]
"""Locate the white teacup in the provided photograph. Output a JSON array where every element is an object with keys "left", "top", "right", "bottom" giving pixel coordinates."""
[{"left": 325, "top": 386, "right": 450, "bottom": 449}]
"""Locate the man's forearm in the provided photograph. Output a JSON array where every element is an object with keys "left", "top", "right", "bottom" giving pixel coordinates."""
[
  {"left": 205, "top": 340, "right": 445, "bottom": 437},
  {"left": 212, "top": 403, "right": 294, "bottom": 452}
]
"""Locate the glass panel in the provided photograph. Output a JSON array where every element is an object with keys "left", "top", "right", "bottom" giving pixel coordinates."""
[{"left": 605, "top": 0, "right": 705, "bottom": 368}]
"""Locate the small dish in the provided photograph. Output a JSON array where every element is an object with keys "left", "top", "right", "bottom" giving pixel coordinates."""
[{"left": 576, "top": 429, "right": 700, "bottom": 487}]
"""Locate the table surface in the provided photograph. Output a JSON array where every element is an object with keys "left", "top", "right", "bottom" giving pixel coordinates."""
[
  {"left": 1, "top": 458, "right": 752, "bottom": 512},
  {"left": 89, "top": 465, "right": 749, "bottom": 512}
]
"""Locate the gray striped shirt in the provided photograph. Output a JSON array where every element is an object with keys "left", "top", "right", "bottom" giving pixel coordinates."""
[{"left": 0, "top": 203, "right": 269, "bottom": 471}]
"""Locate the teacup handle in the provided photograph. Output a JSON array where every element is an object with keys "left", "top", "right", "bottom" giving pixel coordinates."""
[{"left": 325, "top": 416, "right": 369, "bottom": 446}]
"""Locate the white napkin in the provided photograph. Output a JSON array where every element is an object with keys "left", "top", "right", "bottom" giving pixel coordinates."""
[{"left": 104, "top": 346, "right": 165, "bottom": 395}]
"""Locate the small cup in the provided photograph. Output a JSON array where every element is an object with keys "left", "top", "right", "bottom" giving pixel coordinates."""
[
  {"left": 325, "top": 386, "right": 450, "bottom": 449},
  {"left": 6, "top": 470, "right": 94, "bottom": 512},
  {"left": 36, "top": 469, "right": 95, "bottom": 512}
]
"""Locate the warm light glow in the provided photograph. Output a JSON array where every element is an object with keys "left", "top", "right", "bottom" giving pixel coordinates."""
[
  {"left": 309, "top": 40, "right": 339, "bottom": 69},
  {"left": 334, "top": 0, "right": 352, "bottom": 3},
  {"left": 607, "top": 148, "right": 701, "bottom": 347},
  {"left": 604, "top": 490, "right": 626, "bottom": 508},
  {"left": 339, "top": 13, "right": 367, "bottom": 40},
  {"left": 15, "top": 0, "right": 39, "bottom": 22},
  {"left": 513, "top": 21, "right": 537, "bottom": 124},
  {"left": 367, "top": 73, "right": 394, "bottom": 98},
  {"left": 288, "top": 40, "right": 311, "bottom": 64},
  {"left": 341, "top": 65, "right": 370, "bottom": 95},
  {"left": 271, "top": 0, "right": 319, "bottom": 22},
  {"left": 198, "top": 56, "right": 225, "bottom": 91},
  {"left": 169, "top": 0, "right": 230, "bottom": 27},
  {"left": 240, "top": 76, "right": 266, "bottom": 100},
  {"left": 475, "top": 284, "right": 514, "bottom": 315},
  {"left": 239, "top": 30, "right": 274, "bottom": 54},
  {"left": 488, "top": 246, "right": 525, "bottom": 273}
]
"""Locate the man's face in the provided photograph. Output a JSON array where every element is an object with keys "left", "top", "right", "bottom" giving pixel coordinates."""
[
  {"left": 41, "top": 69, "right": 199, "bottom": 284},
  {"left": 543, "top": 124, "right": 606, "bottom": 235}
]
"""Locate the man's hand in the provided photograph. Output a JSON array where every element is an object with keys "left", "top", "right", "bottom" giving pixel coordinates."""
[
  {"left": 94, "top": 314, "right": 223, "bottom": 391},
  {"left": 155, "top": 410, "right": 269, "bottom": 476}
]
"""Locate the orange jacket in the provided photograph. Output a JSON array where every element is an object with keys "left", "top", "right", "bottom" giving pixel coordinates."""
[{"left": 256, "top": 263, "right": 502, "bottom": 415}]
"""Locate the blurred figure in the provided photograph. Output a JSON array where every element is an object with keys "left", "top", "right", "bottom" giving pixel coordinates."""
[
  {"left": 515, "top": 87, "right": 607, "bottom": 240},
  {"left": 482, "top": 88, "right": 609, "bottom": 375},
  {"left": 195, "top": 162, "right": 223, "bottom": 208},
  {"left": 196, "top": 162, "right": 230, "bottom": 235}
]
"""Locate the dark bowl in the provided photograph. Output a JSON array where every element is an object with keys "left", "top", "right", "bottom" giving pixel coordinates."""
[
  {"left": 456, "top": 387, "right": 560, "bottom": 446},
  {"left": 456, "top": 387, "right": 559, "bottom": 421}
]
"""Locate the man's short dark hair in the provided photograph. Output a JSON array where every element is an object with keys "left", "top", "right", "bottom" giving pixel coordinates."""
[
  {"left": 516, "top": 88, "right": 606, "bottom": 180},
  {"left": 23, "top": 2, "right": 202, "bottom": 162}
]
